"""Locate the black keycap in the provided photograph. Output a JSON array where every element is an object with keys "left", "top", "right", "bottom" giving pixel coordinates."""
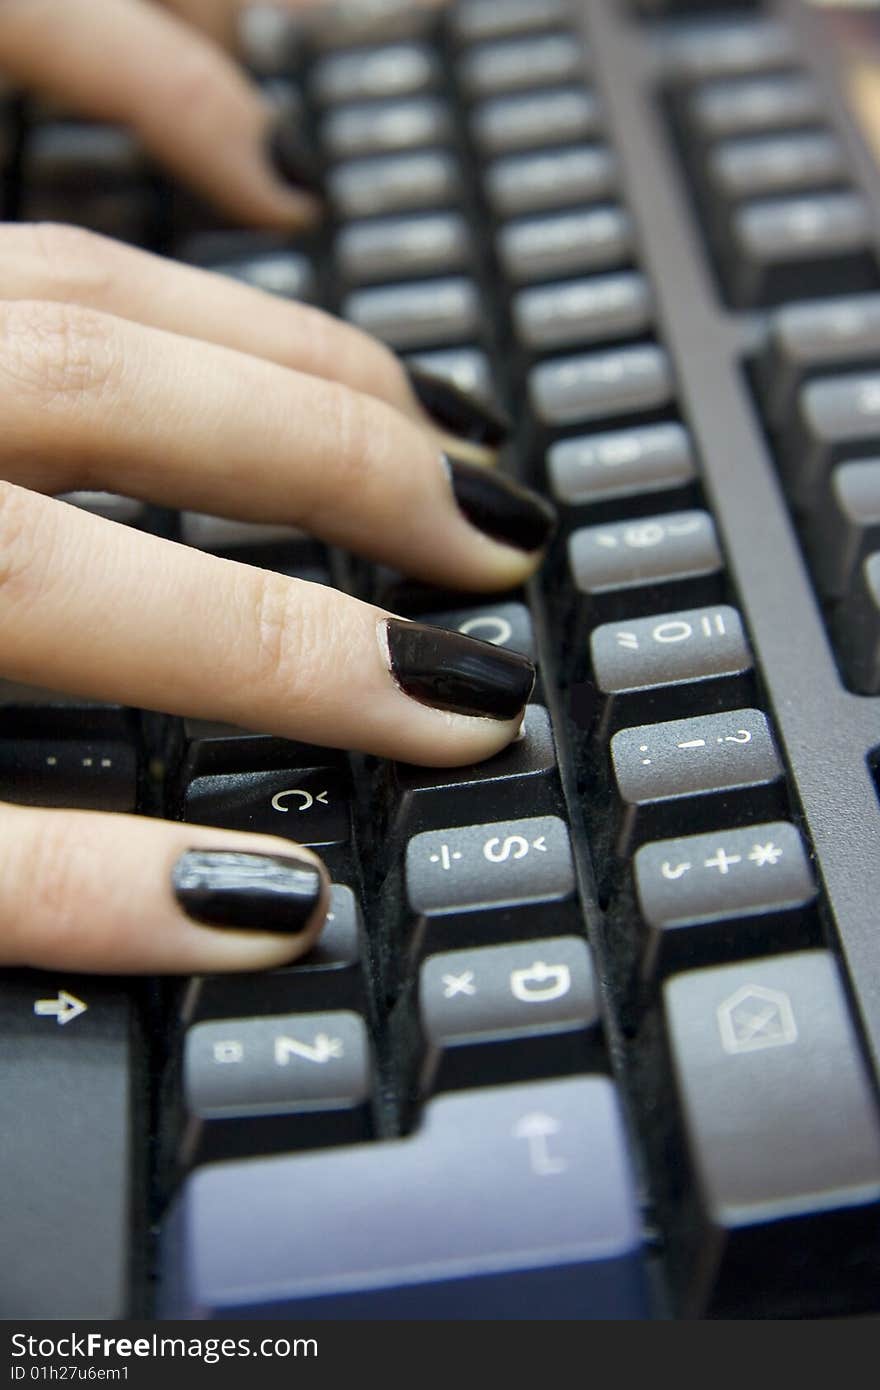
[
  {"left": 781, "top": 371, "right": 880, "bottom": 510},
  {"left": 529, "top": 344, "right": 674, "bottom": 427},
  {"left": 512, "top": 271, "right": 652, "bottom": 351},
  {"left": 756, "top": 294, "right": 880, "bottom": 427},
  {"left": 172, "top": 717, "right": 345, "bottom": 787},
  {"left": 21, "top": 121, "right": 151, "bottom": 242},
  {"left": 387, "top": 704, "right": 562, "bottom": 845},
  {"left": 472, "top": 88, "right": 601, "bottom": 156},
  {"left": 707, "top": 131, "right": 846, "bottom": 203},
  {"left": 0, "top": 736, "right": 138, "bottom": 811},
  {"left": 486, "top": 145, "right": 616, "bottom": 218},
  {"left": 405, "top": 347, "right": 497, "bottom": 405},
  {"left": 568, "top": 510, "right": 723, "bottom": 620},
  {"left": 182, "top": 766, "right": 352, "bottom": 849},
  {"left": 547, "top": 422, "right": 697, "bottom": 507},
  {"left": 182, "top": 1009, "right": 373, "bottom": 1164},
  {"left": 419, "top": 600, "right": 536, "bottom": 661},
  {"left": 181, "top": 885, "right": 368, "bottom": 1022},
  {"left": 687, "top": 73, "right": 823, "bottom": 142},
  {"left": 633, "top": 821, "right": 816, "bottom": 981},
  {"left": 579, "top": 605, "right": 753, "bottom": 739},
  {"left": 832, "top": 551, "right": 880, "bottom": 693},
  {"left": 609, "top": 708, "right": 784, "bottom": 856},
  {"left": 725, "top": 192, "right": 877, "bottom": 308},
  {"left": 162, "top": 1076, "right": 648, "bottom": 1318},
  {"left": 0, "top": 972, "right": 141, "bottom": 1317},
  {"left": 498, "top": 206, "right": 633, "bottom": 284},
  {"left": 804, "top": 460, "right": 880, "bottom": 597},
  {"left": 414, "top": 936, "right": 601, "bottom": 1094},
  {"left": 663, "top": 952, "right": 880, "bottom": 1317}
]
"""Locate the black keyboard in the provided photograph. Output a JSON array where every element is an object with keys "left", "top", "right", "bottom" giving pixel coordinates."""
[{"left": 4, "top": 0, "right": 880, "bottom": 1321}]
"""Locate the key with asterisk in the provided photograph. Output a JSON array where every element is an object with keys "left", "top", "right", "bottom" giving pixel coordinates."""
[{"left": 624, "top": 823, "right": 817, "bottom": 1011}]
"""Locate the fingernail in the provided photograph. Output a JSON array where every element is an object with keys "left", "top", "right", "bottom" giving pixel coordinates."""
[
  {"left": 381, "top": 617, "right": 535, "bottom": 720},
  {"left": 406, "top": 363, "right": 512, "bottom": 447},
  {"left": 266, "top": 115, "right": 323, "bottom": 195},
  {"left": 172, "top": 849, "right": 324, "bottom": 934},
  {"left": 445, "top": 454, "right": 557, "bottom": 553}
]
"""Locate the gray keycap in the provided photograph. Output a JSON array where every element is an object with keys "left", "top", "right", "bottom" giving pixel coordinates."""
[
  {"left": 569, "top": 511, "right": 721, "bottom": 597},
  {"left": 612, "top": 709, "right": 781, "bottom": 810},
  {"left": 834, "top": 551, "right": 880, "bottom": 693},
  {"left": 664, "top": 18, "right": 796, "bottom": 81},
  {"left": 56, "top": 492, "right": 147, "bottom": 526},
  {"left": 203, "top": 251, "right": 315, "bottom": 301},
  {"left": 459, "top": 33, "right": 585, "bottom": 97},
  {"left": 591, "top": 605, "right": 752, "bottom": 696},
  {"left": 322, "top": 97, "right": 451, "bottom": 159},
  {"left": 547, "top": 423, "right": 696, "bottom": 506},
  {"left": 784, "top": 371, "right": 880, "bottom": 507},
  {"left": 420, "top": 600, "right": 535, "bottom": 660},
  {"left": 452, "top": 0, "right": 572, "bottom": 43},
  {"left": 689, "top": 74, "right": 822, "bottom": 141},
  {"left": 806, "top": 460, "right": 880, "bottom": 597},
  {"left": 329, "top": 151, "right": 459, "bottom": 218},
  {"left": 420, "top": 937, "right": 598, "bottom": 1049},
  {"left": 336, "top": 213, "right": 470, "bottom": 282},
  {"left": 405, "top": 347, "right": 494, "bottom": 403},
  {"left": 730, "top": 192, "right": 873, "bottom": 307},
  {"left": 185, "top": 1010, "right": 371, "bottom": 1117},
  {"left": 758, "top": 294, "right": 880, "bottom": 426},
  {"left": 311, "top": 43, "right": 439, "bottom": 104},
  {"left": 664, "top": 952, "right": 880, "bottom": 1316},
  {"left": 472, "top": 88, "right": 600, "bottom": 156},
  {"left": 486, "top": 145, "right": 616, "bottom": 217},
  {"left": 513, "top": 271, "right": 651, "bottom": 350},
  {"left": 529, "top": 344, "right": 673, "bottom": 426},
  {"left": 498, "top": 206, "right": 633, "bottom": 283},
  {"left": 180, "top": 514, "right": 308, "bottom": 550},
  {"left": 709, "top": 131, "right": 846, "bottom": 201},
  {"left": 343, "top": 277, "right": 480, "bottom": 348},
  {"left": 635, "top": 822, "right": 814, "bottom": 932},
  {"left": 407, "top": 815, "right": 575, "bottom": 915}
]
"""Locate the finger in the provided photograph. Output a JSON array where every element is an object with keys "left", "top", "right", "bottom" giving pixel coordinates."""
[
  {"left": 0, "top": 483, "right": 535, "bottom": 766},
  {"left": 0, "top": 224, "right": 508, "bottom": 455},
  {"left": 0, "top": 802, "right": 331, "bottom": 973},
  {"left": 0, "top": 0, "right": 319, "bottom": 229},
  {"left": 0, "top": 301, "right": 551, "bottom": 590}
]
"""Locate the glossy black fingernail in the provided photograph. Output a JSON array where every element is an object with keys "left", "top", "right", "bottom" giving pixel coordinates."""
[
  {"left": 406, "top": 363, "right": 512, "bottom": 447},
  {"left": 446, "top": 454, "right": 557, "bottom": 553},
  {"left": 266, "top": 116, "right": 323, "bottom": 195},
  {"left": 173, "top": 849, "right": 324, "bottom": 934},
  {"left": 383, "top": 618, "right": 535, "bottom": 720}
]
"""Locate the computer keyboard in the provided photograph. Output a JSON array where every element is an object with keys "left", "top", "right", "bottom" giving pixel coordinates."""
[{"left": 3, "top": 0, "right": 880, "bottom": 1321}]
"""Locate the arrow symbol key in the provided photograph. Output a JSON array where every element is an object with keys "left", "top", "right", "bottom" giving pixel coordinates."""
[{"left": 34, "top": 990, "right": 88, "bottom": 1026}]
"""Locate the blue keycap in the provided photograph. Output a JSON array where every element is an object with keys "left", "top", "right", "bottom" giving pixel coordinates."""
[{"left": 162, "top": 1076, "right": 647, "bottom": 1319}]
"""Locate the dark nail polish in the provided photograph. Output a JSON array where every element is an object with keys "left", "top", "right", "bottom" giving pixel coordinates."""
[
  {"left": 173, "top": 849, "right": 324, "bottom": 934},
  {"left": 446, "top": 455, "right": 557, "bottom": 553},
  {"left": 406, "top": 363, "right": 512, "bottom": 447},
  {"left": 267, "top": 117, "right": 323, "bottom": 195},
  {"left": 384, "top": 618, "right": 535, "bottom": 720}
]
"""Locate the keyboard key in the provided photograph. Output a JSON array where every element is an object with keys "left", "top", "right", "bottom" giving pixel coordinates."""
[
  {"left": 757, "top": 294, "right": 880, "bottom": 426},
  {"left": 419, "top": 599, "right": 535, "bottom": 660},
  {"left": 688, "top": 73, "right": 823, "bottom": 141},
  {"left": 472, "top": 88, "right": 600, "bottom": 156},
  {"left": 183, "top": 767, "right": 352, "bottom": 848},
  {"left": 804, "top": 460, "right": 880, "bottom": 598},
  {"left": 726, "top": 191, "right": 877, "bottom": 308},
  {"left": 664, "top": 18, "right": 796, "bottom": 82},
  {"left": 486, "top": 145, "right": 616, "bottom": 217},
  {"left": 0, "top": 734, "right": 138, "bottom": 811},
  {"left": 205, "top": 251, "right": 316, "bottom": 301},
  {"left": 321, "top": 97, "right": 452, "bottom": 159},
  {"left": 0, "top": 972, "right": 140, "bottom": 1317},
  {"left": 833, "top": 551, "right": 880, "bottom": 693},
  {"left": 529, "top": 344, "right": 674, "bottom": 426},
  {"left": 634, "top": 822, "right": 815, "bottom": 980},
  {"left": 707, "top": 131, "right": 846, "bottom": 202},
  {"left": 56, "top": 491, "right": 148, "bottom": 526},
  {"left": 452, "top": 0, "right": 573, "bottom": 44},
  {"left": 181, "top": 885, "right": 369, "bottom": 1022},
  {"left": 610, "top": 709, "right": 783, "bottom": 855},
  {"left": 513, "top": 271, "right": 652, "bottom": 350},
  {"left": 182, "top": 1010, "right": 373, "bottom": 1163},
  {"left": 311, "top": 43, "right": 440, "bottom": 104},
  {"left": 406, "top": 814, "right": 575, "bottom": 916},
  {"left": 547, "top": 422, "right": 697, "bottom": 506},
  {"left": 343, "top": 277, "right": 479, "bottom": 349},
  {"left": 163, "top": 1076, "right": 648, "bottom": 1318},
  {"left": 329, "top": 150, "right": 459, "bottom": 218},
  {"left": 498, "top": 206, "right": 633, "bottom": 283},
  {"left": 180, "top": 513, "right": 309, "bottom": 551},
  {"left": 415, "top": 936, "right": 601, "bottom": 1092},
  {"left": 459, "top": 34, "right": 586, "bottom": 97},
  {"left": 568, "top": 511, "right": 722, "bottom": 615},
  {"left": 663, "top": 953, "right": 880, "bottom": 1316},
  {"left": 336, "top": 212, "right": 470, "bottom": 282},
  {"left": 782, "top": 371, "right": 880, "bottom": 509},
  {"left": 405, "top": 346, "right": 496, "bottom": 403},
  {"left": 172, "top": 718, "right": 344, "bottom": 786}
]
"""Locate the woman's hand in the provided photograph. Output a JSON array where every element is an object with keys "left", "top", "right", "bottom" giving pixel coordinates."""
[
  {"left": 0, "top": 223, "right": 554, "bottom": 975},
  {"left": 0, "top": 0, "right": 434, "bottom": 227}
]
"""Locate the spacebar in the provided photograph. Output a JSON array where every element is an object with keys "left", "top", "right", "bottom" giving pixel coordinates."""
[
  {"left": 162, "top": 1076, "right": 648, "bottom": 1319},
  {"left": 0, "top": 971, "right": 140, "bottom": 1318}
]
